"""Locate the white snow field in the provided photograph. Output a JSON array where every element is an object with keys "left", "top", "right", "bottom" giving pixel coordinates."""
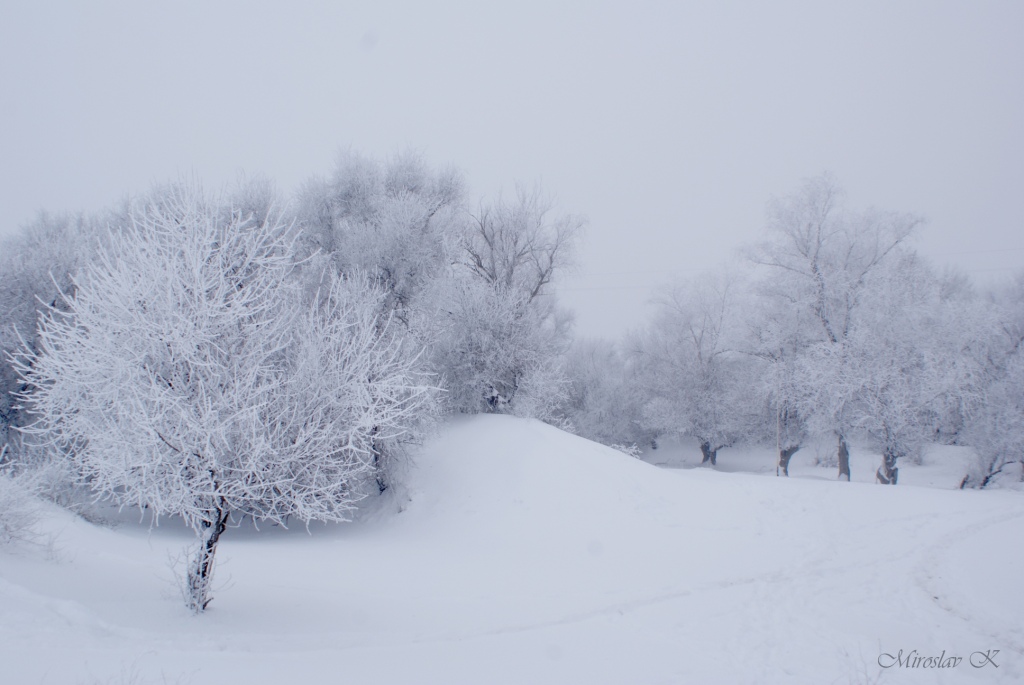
[{"left": 2, "top": 415, "right": 1023, "bottom": 684}]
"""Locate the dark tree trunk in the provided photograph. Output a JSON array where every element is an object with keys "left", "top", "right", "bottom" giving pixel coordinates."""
[
  {"left": 374, "top": 457, "right": 388, "bottom": 493},
  {"left": 189, "top": 502, "right": 229, "bottom": 613},
  {"left": 371, "top": 425, "right": 387, "bottom": 493},
  {"left": 837, "top": 435, "right": 851, "bottom": 481},
  {"left": 876, "top": 449, "right": 899, "bottom": 485},
  {"left": 959, "top": 458, "right": 1014, "bottom": 489},
  {"left": 777, "top": 445, "right": 800, "bottom": 477},
  {"left": 700, "top": 441, "right": 717, "bottom": 466}
]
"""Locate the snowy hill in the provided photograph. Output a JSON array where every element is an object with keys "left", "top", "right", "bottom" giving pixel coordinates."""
[{"left": 2, "top": 415, "right": 1023, "bottom": 684}]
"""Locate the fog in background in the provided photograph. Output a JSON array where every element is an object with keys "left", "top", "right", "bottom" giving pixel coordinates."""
[{"left": 2, "top": 0, "right": 1021, "bottom": 338}]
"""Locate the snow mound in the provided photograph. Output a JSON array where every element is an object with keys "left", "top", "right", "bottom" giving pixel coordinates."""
[{"left": 2, "top": 414, "right": 1023, "bottom": 684}]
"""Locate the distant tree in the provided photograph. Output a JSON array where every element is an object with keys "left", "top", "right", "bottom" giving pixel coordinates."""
[
  {"left": 225, "top": 172, "right": 283, "bottom": 231},
  {"left": 633, "top": 273, "right": 756, "bottom": 466},
  {"left": 558, "top": 338, "right": 653, "bottom": 450},
  {"left": 13, "top": 186, "right": 434, "bottom": 612},
  {"left": 417, "top": 274, "right": 571, "bottom": 418},
  {"left": 749, "top": 174, "right": 921, "bottom": 480},
  {"left": 292, "top": 151, "right": 464, "bottom": 486},
  {"left": 459, "top": 185, "right": 583, "bottom": 304},
  {"left": 415, "top": 185, "right": 582, "bottom": 419},
  {"left": 294, "top": 149, "right": 465, "bottom": 323},
  {"left": 0, "top": 212, "right": 93, "bottom": 459},
  {"left": 960, "top": 273, "right": 1024, "bottom": 488},
  {"left": 295, "top": 156, "right": 581, "bottom": 422}
]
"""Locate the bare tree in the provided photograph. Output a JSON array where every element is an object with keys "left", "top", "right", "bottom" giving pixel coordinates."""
[{"left": 460, "top": 185, "right": 584, "bottom": 303}]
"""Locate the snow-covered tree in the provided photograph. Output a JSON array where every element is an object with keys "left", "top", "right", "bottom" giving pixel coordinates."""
[
  {"left": 960, "top": 273, "right": 1024, "bottom": 488},
  {"left": 749, "top": 174, "right": 920, "bottom": 480},
  {"left": 0, "top": 212, "right": 94, "bottom": 459},
  {"left": 295, "top": 149, "right": 464, "bottom": 323},
  {"left": 837, "top": 253, "right": 949, "bottom": 484},
  {"left": 414, "top": 185, "right": 582, "bottom": 419},
  {"left": 224, "top": 172, "right": 283, "bottom": 232},
  {"left": 963, "top": 351, "right": 1024, "bottom": 488},
  {"left": 744, "top": 287, "right": 817, "bottom": 476},
  {"left": 558, "top": 338, "right": 653, "bottom": 450},
  {"left": 295, "top": 156, "right": 581, "bottom": 422},
  {"left": 13, "top": 186, "right": 434, "bottom": 612},
  {"left": 417, "top": 274, "right": 571, "bottom": 418},
  {"left": 633, "top": 274, "right": 756, "bottom": 466},
  {"left": 460, "top": 185, "right": 583, "bottom": 304}
]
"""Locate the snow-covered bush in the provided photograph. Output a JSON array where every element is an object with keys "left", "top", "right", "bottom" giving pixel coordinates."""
[
  {"left": 14, "top": 185, "right": 435, "bottom": 611},
  {"left": 0, "top": 474, "right": 39, "bottom": 545},
  {"left": 0, "top": 446, "right": 41, "bottom": 546}
]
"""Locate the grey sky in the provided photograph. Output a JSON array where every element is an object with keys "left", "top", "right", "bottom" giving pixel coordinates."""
[{"left": 2, "top": 1, "right": 1022, "bottom": 338}]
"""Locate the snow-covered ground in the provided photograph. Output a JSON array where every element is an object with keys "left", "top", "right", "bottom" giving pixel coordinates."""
[{"left": 2, "top": 415, "right": 1022, "bottom": 684}]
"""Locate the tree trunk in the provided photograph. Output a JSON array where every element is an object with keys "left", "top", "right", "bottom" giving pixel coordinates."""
[
  {"left": 777, "top": 445, "right": 800, "bottom": 477},
  {"left": 837, "top": 435, "right": 851, "bottom": 481},
  {"left": 188, "top": 502, "right": 229, "bottom": 613},
  {"left": 373, "top": 455, "right": 388, "bottom": 493},
  {"left": 371, "top": 425, "right": 387, "bottom": 493},
  {"left": 700, "top": 441, "right": 717, "bottom": 466},
  {"left": 876, "top": 449, "right": 899, "bottom": 485}
]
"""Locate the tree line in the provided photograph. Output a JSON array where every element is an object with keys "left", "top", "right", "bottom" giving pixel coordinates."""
[{"left": 560, "top": 173, "right": 1023, "bottom": 491}]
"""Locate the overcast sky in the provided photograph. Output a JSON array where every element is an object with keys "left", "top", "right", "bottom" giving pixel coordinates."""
[{"left": 2, "top": 1, "right": 1022, "bottom": 338}]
